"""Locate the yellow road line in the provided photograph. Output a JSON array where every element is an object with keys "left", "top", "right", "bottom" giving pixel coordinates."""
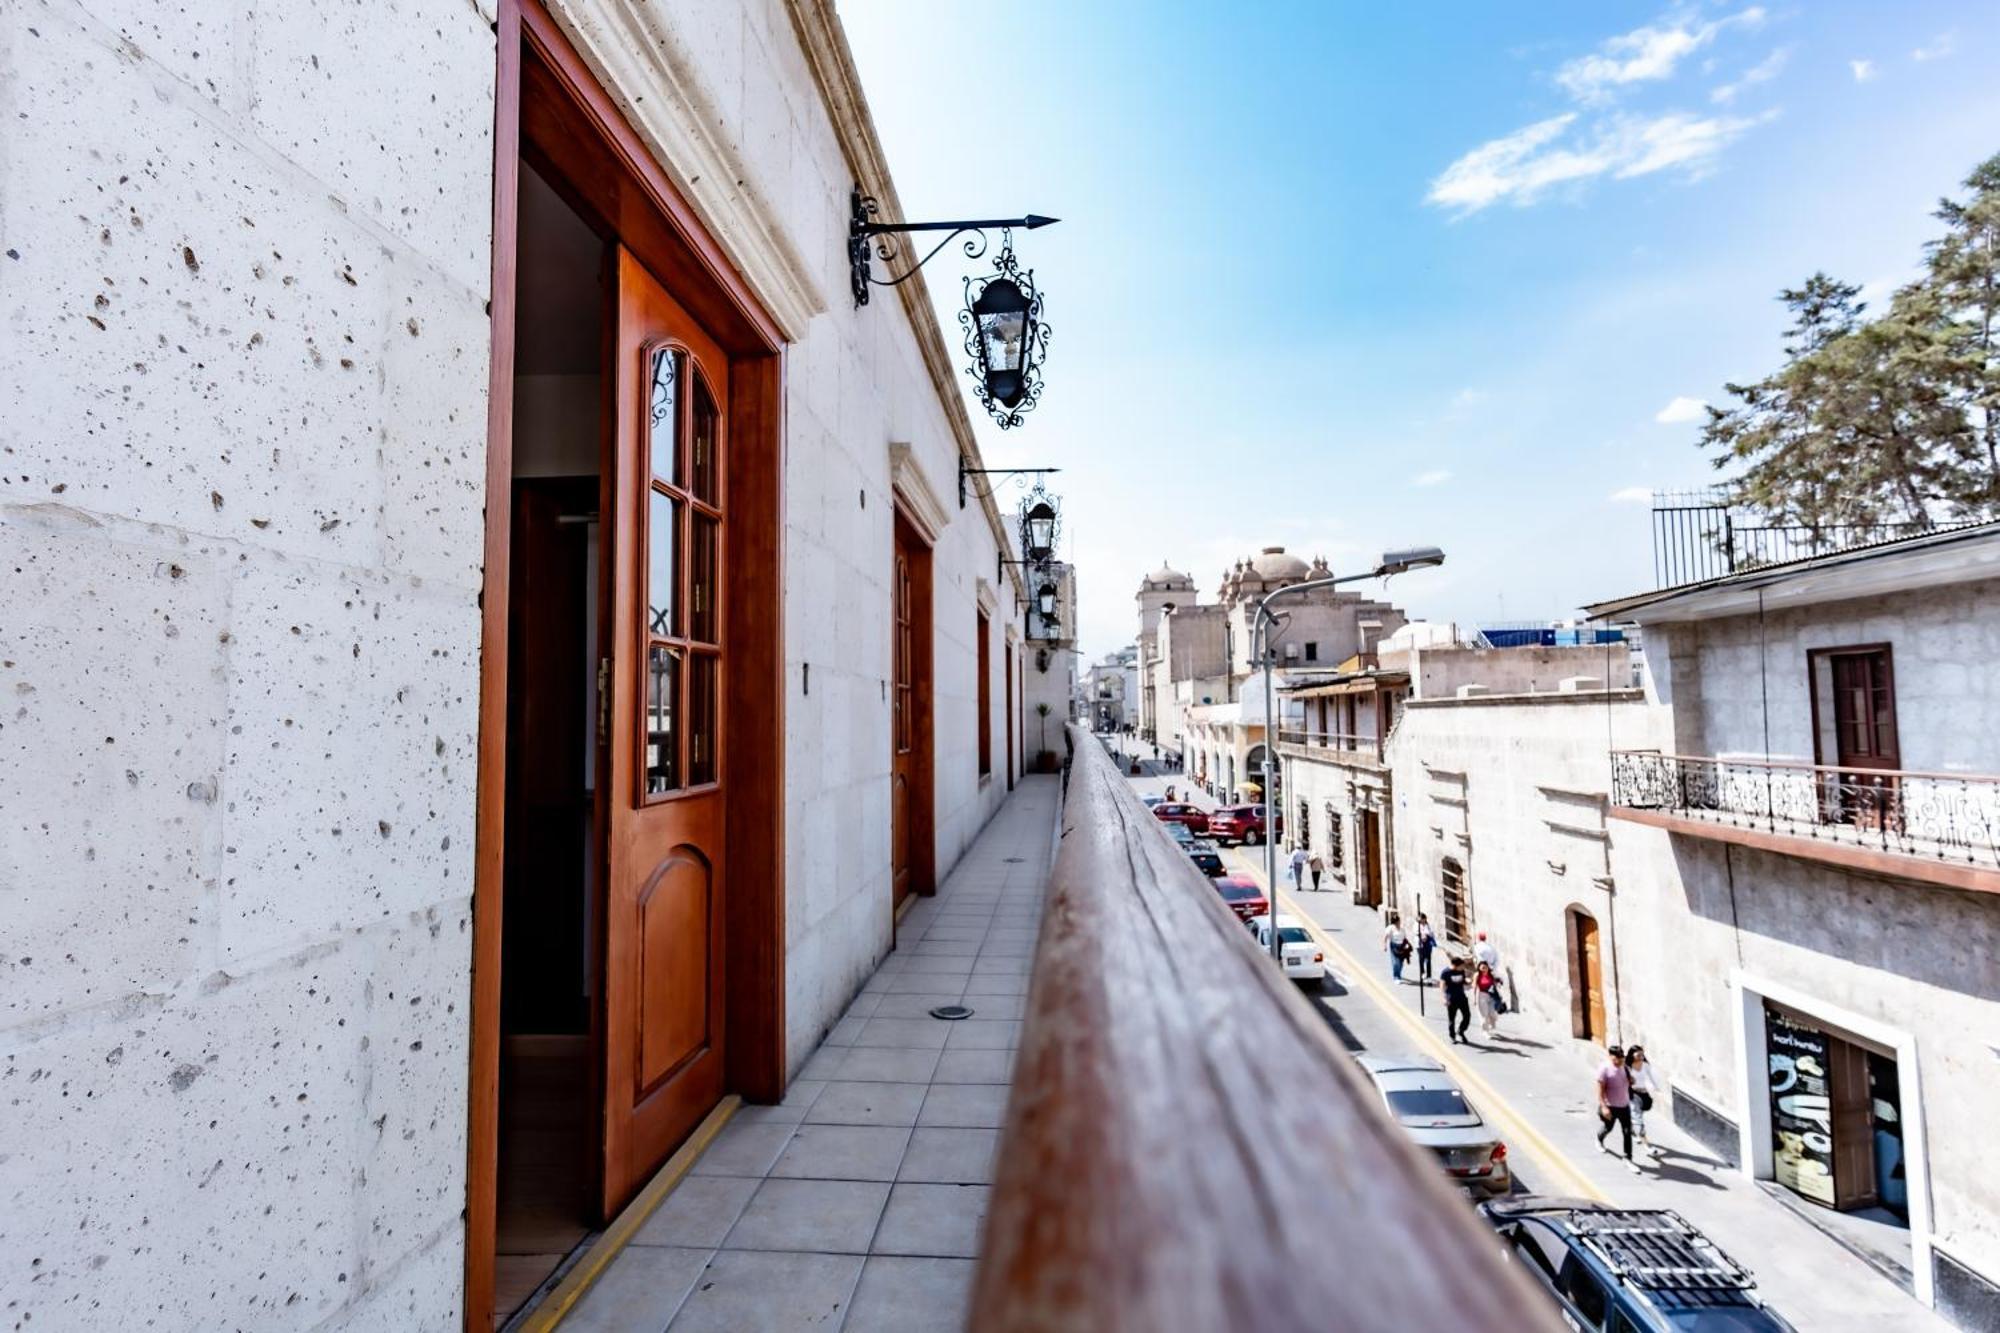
[
  {"left": 522, "top": 1095, "right": 743, "bottom": 1331},
  {"left": 1237, "top": 853, "right": 1607, "bottom": 1203}
]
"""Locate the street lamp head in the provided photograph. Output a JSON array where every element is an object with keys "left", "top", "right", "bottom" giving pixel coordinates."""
[
  {"left": 1376, "top": 546, "right": 1446, "bottom": 577},
  {"left": 1036, "top": 581, "right": 1059, "bottom": 617},
  {"left": 971, "top": 276, "right": 1033, "bottom": 408},
  {"left": 1022, "top": 498, "right": 1057, "bottom": 561}
]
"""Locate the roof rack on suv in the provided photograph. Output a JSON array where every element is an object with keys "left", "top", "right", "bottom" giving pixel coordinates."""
[{"left": 1564, "top": 1208, "right": 1756, "bottom": 1294}]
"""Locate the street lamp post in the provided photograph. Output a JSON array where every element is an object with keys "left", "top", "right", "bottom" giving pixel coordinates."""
[{"left": 1255, "top": 548, "right": 1445, "bottom": 962}]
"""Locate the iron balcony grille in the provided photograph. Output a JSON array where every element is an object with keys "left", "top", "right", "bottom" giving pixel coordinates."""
[
  {"left": 1648, "top": 492, "right": 1937, "bottom": 591},
  {"left": 1610, "top": 751, "right": 2000, "bottom": 871},
  {"left": 1566, "top": 1208, "right": 1755, "bottom": 1294}
]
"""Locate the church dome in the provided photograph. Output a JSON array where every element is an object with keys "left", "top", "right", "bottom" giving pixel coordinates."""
[
  {"left": 1250, "top": 546, "right": 1310, "bottom": 581},
  {"left": 1143, "top": 561, "right": 1193, "bottom": 589}
]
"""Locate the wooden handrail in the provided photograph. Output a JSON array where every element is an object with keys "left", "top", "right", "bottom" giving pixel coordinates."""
[{"left": 972, "top": 724, "right": 1561, "bottom": 1331}]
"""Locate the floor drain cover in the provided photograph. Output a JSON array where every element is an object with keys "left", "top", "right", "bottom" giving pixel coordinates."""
[{"left": 929, "top": 1005, "right": 975, "bottom": 1021}]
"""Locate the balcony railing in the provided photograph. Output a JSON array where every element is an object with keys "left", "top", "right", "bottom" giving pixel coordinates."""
[
  {"left": 1276, "top": 727, "right": 1384, "bottom": 761},
  {"left": 1646, "top": 493, "right": 1965, "bottom": 590},
  {"left": 972, "top": 724, "right": 1559, "bottom": 1330},
  {"left": 1609, "top": 750, "right": 2000, "bottom": 872}
]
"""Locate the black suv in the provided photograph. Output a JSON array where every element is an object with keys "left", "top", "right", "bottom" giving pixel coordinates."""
[{"left": 1480, "top": 1198, "right": 1795, "bottom": 1331}]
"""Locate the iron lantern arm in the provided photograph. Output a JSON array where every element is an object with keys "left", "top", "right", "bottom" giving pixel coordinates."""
[
  {"left": 961, "top": 460, "right": 1060, "bottom": 509},
  {"left": 849, "top": 188, "right": 1058, "bottom": 307}
]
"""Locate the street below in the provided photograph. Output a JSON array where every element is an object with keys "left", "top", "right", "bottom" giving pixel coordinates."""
[{"left": 1110, "top": 739, "right": 1950, "bottom": 1333}]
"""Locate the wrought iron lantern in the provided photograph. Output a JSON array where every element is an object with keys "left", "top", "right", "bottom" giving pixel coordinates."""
[
  {"left": 1020, "top": 485, "right": 1058, "bottom": 563},
  {"left": 847, "top": 188, "right": 1057, "bottom": 430},
  {"left": 963, "top": 239, "right": 1048, "bottom": 428},
  {"left": 1037, "top": 581, "right": 1059, "bottom": 619}
]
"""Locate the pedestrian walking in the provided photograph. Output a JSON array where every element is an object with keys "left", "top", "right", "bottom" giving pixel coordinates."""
[
  {"left": 1626, "top": 1046, "right": 1660, "bottom": 1157},
  {"left": 1308, "top": 852, "right": 1324, "bottom": 892},
  {"left": 1440, "top": 954, "right": 1471, "bottom": 1043},
  {"left": 1289, "top": 845, "right": 1309, "bottom": 894},
  {"left": 1415, "top": 914, "right": 1436, "bottom": 983},
  {"left": 1595, "top": 1044, "right": 1640, "bottom": 1171},
  {"left": 1473, "top": 931, "right": 1499, "bottom": 972},
  {"left": 1383, "top": 913, "right": 1410, "bottom": 982},
  {"left": 1474, "top": 960, "right": 1502, "bottom": 1033}
]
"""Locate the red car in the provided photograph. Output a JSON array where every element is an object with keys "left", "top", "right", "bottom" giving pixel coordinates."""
[
  {"left": 1212, "top": 876, "right": 1268, "bottom": 923},
  {"left": 1151, "top": 802, "right": 1210, "bottom": 836},
  {"left": 1206, "top": 804, "right": 1271, "bottom": 846}
]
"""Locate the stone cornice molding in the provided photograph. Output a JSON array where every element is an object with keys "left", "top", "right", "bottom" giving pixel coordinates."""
[
  {"left": 976, "top": 578, "right": 998, "bottom": 615},
  {"left": 889, "top": 443, "right": 950, "bottom": 545},
  {"left": 782, "top": 0, "right": 1025, "bottom": 603},
  {"left": 547, "top": 0, "right": 826, "bottom": 341}
]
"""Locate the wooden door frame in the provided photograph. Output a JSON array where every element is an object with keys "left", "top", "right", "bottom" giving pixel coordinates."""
[
  {"left": 468, "top": 4, "right": 787, "bottom": 1326},
  {"left": 891, "top": 503, "right": 938, "bottom": 900},
  {"left": 1807, "top": 642, "right": 1899, "bottom": 769},
  {"left": 1565, "top": 906, "right": 1604, "bottom": 1041}
]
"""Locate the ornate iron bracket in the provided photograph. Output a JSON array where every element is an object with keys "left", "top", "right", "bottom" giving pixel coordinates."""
[
  {"left": 960, "top": 460, "right": 1059, "bottom": 509},
  {"left": 849, "top": 187, "right": 1057, "bottom": 307}
]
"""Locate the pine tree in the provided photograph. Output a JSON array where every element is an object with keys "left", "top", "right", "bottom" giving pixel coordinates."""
[
  {"left": 1701, "top": 152, "right": 2000, "bottom": 529},
  {"left": 1921, "top": 152, "right": 2000, "bottom": 508}
]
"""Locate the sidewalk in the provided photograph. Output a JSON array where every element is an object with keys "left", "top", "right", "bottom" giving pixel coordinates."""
[
  {"left": 1116, "top": 748, "right": 1949, "bottom": 1333},
  {"left": 551, "top": 777, "right": 1058, "bottom": 1333}
]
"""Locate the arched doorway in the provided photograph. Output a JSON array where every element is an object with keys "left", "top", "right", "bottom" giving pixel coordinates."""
[{"left": 1566, "top": 906, "right": 1607, "bottom": 1041}]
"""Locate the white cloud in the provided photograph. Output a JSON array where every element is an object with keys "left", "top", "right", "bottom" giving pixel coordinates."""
[
  {"left": 1850, "top": 59, "right": 1877, "bottom": 83},
  {"left": 1556, "top": 8, "right": 1766, "bottom": 104},
  {"left": 1428, "top": 111, "right": 1762, "bottom": 214},
  {"left": 1712, "top": 46, "right": 1790, "bottom": 103},
  {"left": 1655, "top": 395, "right": 1708, "bottom": 424},
  {"left": 1912, "top": 34, "right": 1956, "bottom": 63},
  {"left": 1412, "top": 469, "right": 1454, "bottom": 487},
  {"left": 1609, "top": 486, "right": 1655, "bottom": 503}
]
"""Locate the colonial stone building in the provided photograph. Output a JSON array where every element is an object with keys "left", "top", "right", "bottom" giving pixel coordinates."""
[
  {"left": 1, "top": 1, "right": 1052, "bottom": 1326},
  {"left": 1372, "top": 528, "right": 2000, "bottom": 1326}
]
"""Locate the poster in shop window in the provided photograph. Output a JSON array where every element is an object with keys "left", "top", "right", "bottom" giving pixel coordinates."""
[{"left": 1766, "top": 1008, "right": 1836, "bottom": 1205}]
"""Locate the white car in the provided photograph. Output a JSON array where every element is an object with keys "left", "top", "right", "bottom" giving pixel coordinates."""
[
  {"left": 1355, "top": 1054, "right": 1511, "bottom": 1197},
  {"left": 1247, "top": 913, "right": 1326, "bottom": 984}
]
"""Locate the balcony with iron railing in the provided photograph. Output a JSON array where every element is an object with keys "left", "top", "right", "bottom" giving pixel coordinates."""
[
  {"left": 971, "top": 724, "right": 1560, "bottom": 1329},
  {"left": 1276, "top": 726, "right": 1385, "bottom": 768},
  {"left": 1608, "top": 750, "right": 2000, "bottom": 896}
]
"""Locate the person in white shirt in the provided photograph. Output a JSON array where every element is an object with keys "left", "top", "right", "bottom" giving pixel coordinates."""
[
  {"left": 1288, "top": 845, "right": 1310, "bottom": 893},
  {"left": 1473, "top": 931, "right": 1499, "bottom": 972},
  {"left": 1626, "top": 1046, "right": 1661, "bottom": 1156},
  {"left": 1383, "top": 913, "right": 1409, "bottom": 982}
]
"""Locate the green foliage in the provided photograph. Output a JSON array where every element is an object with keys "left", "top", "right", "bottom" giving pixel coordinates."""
[{"left": 1702, "top": 152, "right": 2000, "bottom": 526}]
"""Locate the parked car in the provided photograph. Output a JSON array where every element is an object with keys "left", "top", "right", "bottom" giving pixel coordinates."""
[
  {"left": 1141, "top": 793, "right": 1165, "bottom": 808},
  {"left": 1247, "top": 913, "right": 1325, "bottom": 984},
  {"left": 1479, "top": 1198, "right": 1795, "bottom": 1331},
  {"left": 1211, "top": 876, "right": 1268, "bottom": 924},
  {"left": 1206, "top": 804, "right": 1269, "bottom": 846},
  {"left": 1354, "top": 1054, "right": 1510, "bottom": 1197},
  {"left": 1151, "top": 802, "right": 1210, "bottom": 835},
  {"left": 1184, "top": 840, "right": 1226, "bottom": 877},
  {"left": 1162, "top": 820, "right": 1198, "bottom": 848}
]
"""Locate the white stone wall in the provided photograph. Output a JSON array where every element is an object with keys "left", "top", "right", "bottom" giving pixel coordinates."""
[
  {"left": 1646, "top": 579, "right": 2000, "bottom": 770},
  {"left": 1281, "top": 751, "right": 1391, "bottom": 898},
  {"left": 4, "top": 1, "right": 1035, "bottom": 1326},
  {"left": 1, "top": 0, "right": 494, "bottom": 1326},
  {"left": 547, "top": 0, "right": 1031, "bottom": 1071},
  {"left": 1408, "top": 643, "right": 1634, "bottom": 700}
]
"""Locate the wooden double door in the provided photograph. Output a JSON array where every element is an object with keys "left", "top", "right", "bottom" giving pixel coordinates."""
[{"left": 600, "top": 248, "right": 730, "bottom": 1206}]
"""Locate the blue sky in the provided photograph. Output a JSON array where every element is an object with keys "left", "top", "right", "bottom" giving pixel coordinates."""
[{"left": 841, "top": 2, "right": 2000, "bottom": 660}]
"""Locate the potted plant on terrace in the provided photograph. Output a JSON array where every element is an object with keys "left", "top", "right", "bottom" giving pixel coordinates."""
[{"left": 1034, "top": 703, "right": 1057, "bottom": 773}]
